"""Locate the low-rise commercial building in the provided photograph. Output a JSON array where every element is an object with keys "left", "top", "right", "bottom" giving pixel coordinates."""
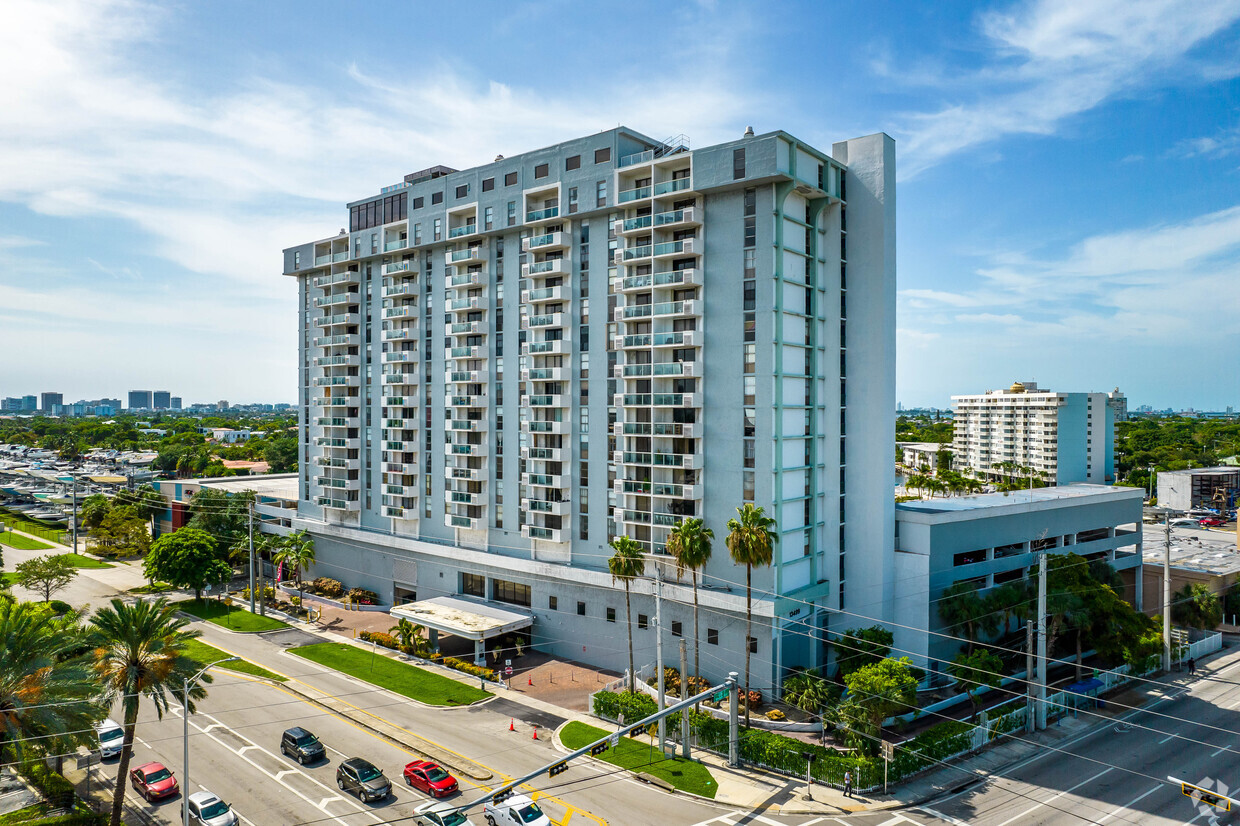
[
  {"left": 151, "top": 474, "right": 299, "bottom": 539},
  {"left": 1140, "top": 524, "right": 1240, "bottom": 620},
  {"left": 1156, "top": 467, "right": 1240, "bottom": 513},
  {"left": 898, "top": 442, "right": 947, "bottom": 472}
]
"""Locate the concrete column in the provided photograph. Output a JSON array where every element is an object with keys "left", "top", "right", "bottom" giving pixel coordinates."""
[{"left": 430, "top": 629, "right": 440, "bottom": 653}]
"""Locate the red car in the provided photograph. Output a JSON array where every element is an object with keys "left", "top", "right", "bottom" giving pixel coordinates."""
[
  {"left": 403, "top": 760, "right": 458, "bottom": 798},
  {"left": 130, "top": 762, "right": 179, "bottom": 802},
  {"left": 1200, "top": 517, "right": 1225, "bottom": 527}
]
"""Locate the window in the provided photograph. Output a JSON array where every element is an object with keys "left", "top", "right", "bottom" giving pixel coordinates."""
[
  {"left": 505, "top": 171, "right": 518, "bottom": 186},
  {"left": 492, "top": 578, "right": 531, "bottom": 607},
  {"left": 733, "top": 148, "right": 746, "bottom": 180},
  {"left": 565, "top": 154, "right": 581, "bottom": 171},
  {"left": 568, "top": 187, "right": 578, "bottom": 214},
  {"left": 507, "top": 201, "right": 516, "bottom": 227},
  {"left": 484, "top": 206, "right": 494, "bottom": 231},
  {"left": 596, "top": 180, "right": 607, "bottom": 207},
  {"left": 293, "top": 251, "right": 300, "bottom": 270},
  {"left": 482, "top": 177, "right": 495, "bottom": 192},
  {"left": 595, "top": 147, "right": 611, "bottom": 164},
  {"left": 461, "top": 573, "right": 484, "bottom": 597},
  {"left": 637, "top": 613, "right": 648, "bottom": 630},
  {"left": 535, "top": 163, "right": 549, "bottom": 179},
  {"left": 433, "top": 218, "right": 442, "bottom": 241},
  {"left": 671, "top": 621, "right": 682, "bottom": 637},
  {"left": 707, "top": 628, "right": 719, "bottom": 645},
  {"left": 412, "top": 196, "right": 424, "bottom": 210},
  {"left": 548, "top": 595, "right": 558, "bottom": 610},
  {"left": 455, "top": 184, "right": 468, "bottom": 199},
  {"left": 606, "top": 607, "right": 616, "bottom": 623},
  {"left": 577, "top": 601, "right": 586, "bottom": 616},
  {"left": 748, "top": 636, "right": 758, "bottom": 653},
  {"left": 431, "top": 191, "right": 443, "bottom": 205}
]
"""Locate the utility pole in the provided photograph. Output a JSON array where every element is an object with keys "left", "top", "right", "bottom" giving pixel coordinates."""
[
  {"left": 1163, "top": 512, "right": 1172, "bottom": 672},
  {"left": 654, "top": 564, "right": 667, "bottom": 756},
  {"left": 1025, "top": 619, "right": 1035, "bottom": 734},
  {"left": 728, "top": 670, "right": 740, "bottom": 768},
  {"left": 679, "top": 638, "right": 690, "bottom": 759},
  {"left": 70, "top": 477, "right": 77, "bottom": 553},
  {"left": 247, "top": 503, "right": 256, "bottom": 614},
  {"left": 1036, "top": 550, "right": 1048, "bottom": 730}
]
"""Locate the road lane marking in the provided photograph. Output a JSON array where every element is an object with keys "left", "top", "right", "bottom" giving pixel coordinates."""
[
  {"left": 275, "top": 770, "right": 298, "bottom": 780},
  {"left": 1211, "top": 744, "right": 1231, "bottom": 757},
  {"left": 877, "top": 816, "right": 915, "bottom": 826},
  {"left": 1095, "top": 784, "right": 1161, "bottom": 825},
  {"left": 796, "top": 819, "right": 825, "bottom": 826},
  {"left": 1159, "top": 732, "right": 1178, "bottom": 744},
  {"left": 991, "top": 766, "right": 1113, "bottom": 826},
  {"left": 914, "top": 807, "right": 968, "bottom": 825},
  {"left": 238, "top": 745, "right": 259, "bottom": 754}
]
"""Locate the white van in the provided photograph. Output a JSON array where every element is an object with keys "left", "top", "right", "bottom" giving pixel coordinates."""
[
  {"left": 483, "top": 794, "right": 551, "bottom": 826},
  {"left": 96, "top": 718, "right": 124, "bottom": 758}
]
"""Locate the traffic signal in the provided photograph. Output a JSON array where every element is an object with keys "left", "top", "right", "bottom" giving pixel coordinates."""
[
  {"left": 629, "top": 725, "right": 645, "bottom": 738},
  {"left": 589, "top": 742, "right": 610, "bottom": 756},
  {"left": 548, "top": 761, "right": 569, "bottom": 777},
  {"left": 492, "top": 790, "right": 513, "bottom": 804}
]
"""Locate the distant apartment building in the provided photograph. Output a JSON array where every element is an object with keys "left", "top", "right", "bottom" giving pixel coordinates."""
[
  {"left": 282, "top": 125, "right": 897, "bottom": 690},
  {"left": 40, "top": 392, "right": 63, "bottom": 413},
  {"left": 153, "top": 391, "right": 172, "bottom": 410},
  {"left": 127, "top": 390, "right": 153, "bottom": 410},
  {"left": 952, "top": 382, "right": 1117, "bottom": 485},
  {"left": 171, "top": 396, "right": 183, "bottom": 410},
  {"left": 1107, "top": 388, "right": 1127, "bottom": 423}
]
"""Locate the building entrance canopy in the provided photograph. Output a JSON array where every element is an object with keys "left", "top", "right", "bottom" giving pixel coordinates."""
[{"left": 388, "top": 596, "right": 532, "bottom": 666}]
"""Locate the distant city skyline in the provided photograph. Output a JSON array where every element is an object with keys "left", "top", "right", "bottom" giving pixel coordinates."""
[{"left": 1, "top": 1, "right": 1238, "bottom": 407}]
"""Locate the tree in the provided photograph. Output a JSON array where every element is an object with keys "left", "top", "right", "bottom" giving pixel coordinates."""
[
  {"left": 90, "top": 598, "right": 209, "bottom": 826},
  {"left": 0, "top": 601, "right": 100, "bottom": 768},
  {"left": 13, "top": 555, "right": 77, "bottom": 602},
  {"left": 390, "top": 618, "right": 429, "bottom": 657},
  {"left": 842, "top": 657, "right": 918, "bottom": 752},
  {"left": 1172, "top": 582, "right": 1223, "bottom": 631},
  {"left": 833, "top": 625, "right": 894, "bottom": 680},
  {"left": 92, "top": 507, "right": 151, "bottom": 557},
  {"left": 948, "top": 650, "right": 1004, "bottom": 721},
  {"left": 608, "top": 535, "right": 646, "bottom": 694},
  {"left": 144, "top": 528, "right": 232, "bottom": 599},
  {"left": 79, "top": 494, "right": 111, "bottom": 530},
  {"left": 726, "top": 504, "right": 778, "bottom": 727},
  {"left": 666, "top": 516, "right": 713, "bottom": 690},
  {"left": 185, "top": 488, "right": 254, "bottom": 555},
  {"left": 264, "top": 437, "right": 299, "bottom": 473},
  {"left": 782, "top": 668, "right": 838, "bottom": 718},
  {"left": 938, "top": 581, "right": 999, "bottom": 654},
  {"left": 274, "top": 530, "right": 316, "bottom": 605},
  {"left": 985, "top": 582, "right": 1030, "bottom": 638},
  {"left": 113, "top": 484, "right": 164, "bottom": 527}
]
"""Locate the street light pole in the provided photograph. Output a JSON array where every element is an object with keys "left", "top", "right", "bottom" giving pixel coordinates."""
[{"left": 183, "top": 658, "right": 237, "bottom": 826}]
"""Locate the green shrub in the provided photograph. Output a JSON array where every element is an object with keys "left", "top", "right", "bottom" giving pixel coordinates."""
[
  {"left": 592, "top": 689, "right": 657, "bottom": 723},
  {"left": 359, "top": 631, "right": 399, "bottom": 649},
  {"left": 19, "top": 762, "right": 75, "bottom": 807},
  {"left": 441, "top": 657, "right": 498, "bottom": 682},
  {"left": 48, "top": 600, "right": 72, "bottom": 615},
  {"left": 347, "top": 588, "right": 380, "bottom": 605},
  {"left": 765, "top": 708, "right": 786, "bottom": 721},
  {"left": 312, "top": 577, "right": 344, "bottom": 598}
]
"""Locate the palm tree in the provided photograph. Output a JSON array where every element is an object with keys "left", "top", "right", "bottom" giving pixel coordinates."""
[
  {"left": 666, "top": 517, "right": 714, "bottom": 691},
  {"left": 0, "top": 602, "right": 100, "bottom": 773},
  {"left": 725, "top": 504, "right": 778, "bottom": 727},
  {"left": 90, "top": 598, "right": 209, "bottom": 826},
  {"left": 608, "top": 536, "right": 646, "bottom": 694},
  {"left": 274, "top": 530, "right": 316, "bottom": 606}
]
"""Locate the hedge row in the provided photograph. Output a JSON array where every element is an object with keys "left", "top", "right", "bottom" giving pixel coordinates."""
[{"left": 357, "top": 633, "right": 499, "bottom": 682}]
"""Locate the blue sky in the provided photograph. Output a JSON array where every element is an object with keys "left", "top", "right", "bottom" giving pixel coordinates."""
[{"left": 1, "top": 0, "right": 1238, "bottom": 409}]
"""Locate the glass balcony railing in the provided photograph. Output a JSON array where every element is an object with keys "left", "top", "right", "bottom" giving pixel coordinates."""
[
  {"left": 618, "top": 149, "right": 654, "bottom": 168},
  {"left": 622, "top": 215, "right": 653, "bottom": 232},
  {"left": 620, "top": 334, "right": 652, "bottom": 347},
  {"left": 526, "top": 340, "right": 563, "bottom": 354},
  {"left": 620, "top": 304, "right": 653, "bottom": 319},
  {"left": 526, "top": 206, "right": 559, "bottom": 222},
  {"left": 621, "top": 245, "right": 653, "bottom": 261},
  {"left": 384, "top": 239, "right": 407, "bottom": 252},
  {"left": 654, "top": 208, "right": 688, "bottom": 226},
  {"left": 654, "top": 178, "right": 691, "bottom": 196},
  {"left": 526, "top": 526, "right": 555, "bottom": 539},
  {"left": 525, "top": 286, "right": 559, "bottom": 301},
  {"left": 528, "top": 420, "right": 561, "bottom": 432},
  {"left": 618, "top": 186, "right": 651, "bottom": 204},
  {"left": 653, "top": 240, "right": 690, "bottom": 256},
  {"left": 621, "top": 274, "right": 652, "bottom": 291},
  {"left": 526, "top": 259, "right": 562, "bottom": 275},
  {"left": 448, "top": 224, "right": 477, "bottom": 238}
]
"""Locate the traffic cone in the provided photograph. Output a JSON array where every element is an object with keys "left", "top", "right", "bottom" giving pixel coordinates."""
[
  {"left": 532, "top": 726, "right": 539, "bottom": 740},
  {"left": 528, "top": 676, "right": 533, "bottom": 686},
  {"left": 509, "top": 718, "right": 515, "bottom": 732}
]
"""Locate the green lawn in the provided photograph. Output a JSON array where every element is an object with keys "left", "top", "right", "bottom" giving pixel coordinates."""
[
  {"left": 0, "top": 573, "right": 17, "bottom": 587},
  {"left": 182, "top": 638, "right": 287, "bottom": 682},
  {"left": 560, "top": 721, "right": 717, "bottom": 798},
  {"left": 59, "top": 553, "right": 112, "bottom": 569},
  {"left": 290, "top": 642, "right": 491, "bottom": 707},
  {"left": 0, "top": 533, "right": 53, "bottom": 551},
  {"left": 0, "top": 508, "right": 66, "bottom": 541},
  {"left": 129, "top": 581, "right": 173, "bottom": 594},
  {"left": 179, "top": 598, "right": 290, "bottom": 632}
]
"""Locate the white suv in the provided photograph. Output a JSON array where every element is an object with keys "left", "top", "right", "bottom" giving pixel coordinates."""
[
  {"left": 96, "top": 718, "right": 124, "bottom": 758},
  {"left": 483, "top": 794, "right": 551, "bottom": 826}
]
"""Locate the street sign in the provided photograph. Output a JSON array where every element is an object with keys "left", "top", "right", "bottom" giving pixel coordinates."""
[
  {"left": 713, "top": 689, "right": 729, "bottom": 703},
  {"left": 505, "top": 659, "right": 512, "bottom": 667},
  {"left": 607, "top": 732, "right": 619, "bottom": 749}
]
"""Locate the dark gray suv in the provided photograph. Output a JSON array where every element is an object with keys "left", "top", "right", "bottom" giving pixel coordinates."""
[
  {"left": 281, "top": 727, "right": 326, "bottom": 764},
  {"left": 336, "top": 758, "right": 391, "bottom": 803}
]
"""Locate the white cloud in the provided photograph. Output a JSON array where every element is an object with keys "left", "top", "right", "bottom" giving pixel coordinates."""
[
  {"left": 896, "top": 0, "right": 1240, "bottom": 176},
  {"left": 1173, "top": 125, "right": 1240, "bottom": 159}
]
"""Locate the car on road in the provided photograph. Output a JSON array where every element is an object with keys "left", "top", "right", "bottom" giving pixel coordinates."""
[
  {"left": 281, "top": 726, "right": 326, "bottom": 764},
  {"left": 187, "top": 790, "right": 237, "bottom": 826},
  {"left": 130, "top": 762, "right": 179, "bottom": 802},
  {"left": 95, "top": 718, "right": 124, "bottom": 758},
  {"left": 414, "top": 800, "right": 477, "bottom": 826},
  {"left": 1200, "top": 517, "right": 1226, "bottom": 527},
  {"left": 1170, "top": 518, "right": 1200, "bottom": 527},
  {"left": 483, "top": 793, "right": 551, "bottom": 826},
  {"left": 403, "top": 760, "right": 459, "bottom": 798},
  {"left": 336, "top": 757, "right": 391, "bottom": 803}
]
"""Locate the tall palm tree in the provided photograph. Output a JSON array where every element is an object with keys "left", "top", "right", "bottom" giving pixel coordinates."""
[
  {"left": 608, "top": 536, "right": 646, "bottom": 694},
  {"left": 273, "top": 530, "right": 316, "bottom": 605},
  {"left": 0, "top": 602, "right": 100, "bottom": 772},
  {"left": 725, "top": 504, "right": 778, "bottom": 727},
  {"left": 666, "top": 517, "right": 714, "bottom": 691},
  {"left": 91, "top": 598, "right": 209, "bottom": 826}
]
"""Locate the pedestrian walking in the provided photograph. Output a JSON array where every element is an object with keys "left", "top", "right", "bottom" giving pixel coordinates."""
[
  {"left": 843, "top": 770, "right": 853, "bottom": 798},
  {"left": 1188, "top": 658, "right": 1197, "bottom": 677}
]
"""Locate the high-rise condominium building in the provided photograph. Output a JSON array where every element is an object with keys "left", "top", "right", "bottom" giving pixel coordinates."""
[
  {"left": 282, "top": 126, "right": 896, "bottom": 690},
  {"left": 951, "top": 382, "right": 1117, "bottom": 485},
  {"left": 40, "top": 392, "right": 62, "bottom": 413},
  {"left": 153, "top": 391, "right": 172, "bottom": 410},
  {"left": 171, "top": 397, "right": 183, "bottom": 410},
  {"left": 128, "top": 390, "right": 153, "bottom": 411}
]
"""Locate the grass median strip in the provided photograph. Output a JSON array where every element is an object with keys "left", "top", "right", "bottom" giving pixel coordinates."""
[
  {"left": 59, "top": 552, "right": 113, "bottom": 569},
  {"left": 179, "top": 597, "right": 290, "bottom": 632},
  {"left": 560, "top": 721, "right": 717, "bottom": 799},
  {"left": 182, "top": 638, "right": 287, "bottom": 682},
  {"left": 290, "top": 642, "right": 491, "bottom": 706},
  {"left": 0, "top": 533, "right": 53, "bottom": 551}
]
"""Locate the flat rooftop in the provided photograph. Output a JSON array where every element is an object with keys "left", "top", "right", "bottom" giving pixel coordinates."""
[
  {"left": 1141, "top": 524, "right": 1240, "bottom": 575},
  {"left": 897, "top": 484, "right": 1142, "bottom": 516},
  {"left": 172, "top": 474, "right": 299, "bottom": 500}
]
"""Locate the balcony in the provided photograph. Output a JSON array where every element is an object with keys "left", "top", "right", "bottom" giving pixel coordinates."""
[
  {"left": 313, "top": 354, "right": 359, "bottom": 368},
  {"left": 312, "top": 292, "right": 357, "bottom": 309},
  {"left": 522, "top": 366, "right": 567, "bottom": 382},
  {"left": 445, "top": 442, "right": 488, "bottom": 458},
  {"left": 449, "top": 271, "right": 484, "bottom": 288},
  {"left": 615, "top": 420, "right": 698, "bottom": 438},
  {"left": 448, "top": 223, "right": 477, "bottom": 239},
  {"left": 526, "top": 419, "right": 568, "bottom": 434},
  {"left": 524, "top": 338, "right": 569, "bottom": 356},
  {"left": 383, "top": 327, "right": 416, "bottom": 342},
  {"left": 449, "top": 490, "right": 482, "bottom": 506},
  {"left": 381, "top": 461, "right": 414, "bottom": 475},
  {"left": 522, "top": 498, "right": 570, "bottom": 516},
  {"left": 312, "top": 333, "right": 354, "bottom": 347},
  {"left": 314, "top": 312, "right": 360, "bottom": 328},
  {"left": 314, "top": 416, "right": 359, "bottom": 428},
  {"left": 382, "top": 260, "right": 415, "bottom": 277},
  {"left": 382, "top": 283, "right": 419, "bottom": 300},
  {"left": 618, "top": 185, "right": 652, "bottom": 204},
  {"left": 617, "top": 361, "right": 698, "bottom": 379},
  {"left": 527, "top": 394, "right": 566, "bottom": 408},
  {"left": 449, "top": 393, "right": 485, "bottom": 407},
  {"left": 314, "top": 456, "right": 349, "bottom": 468},
  {"left": 383, "top": 506, "right": 411, "bottom": 518},
  {"left": 521, "top": 259, "right": 567, "bottom": 277},
  {"left": 653, "top": 177, "right": 692, "bottom": 196},
  {"left": 619, "top": 245, "right": 653, "bottom": 263},
  {"left": 314, "top": 437, "right": 360, "bottom": 449},
  {"left": 521, "top": 524, "right": 566, "bottom": 542},
  {"left": 448, "top": 370, "right": 484, "bottom": 384},
  {"left": 315, "top": 476, "right": 360, "bottom": 491},
  {"left": 616, "top": 392, "right": 700, "bottom": 408},
  {"left": 616, "top": 508, "right": 684, "bottom": 528},
  {"left": 522, "top": 472, "right": 566, "bottom": 489},
  {"left": 311, "top": 376, "right": 357, "bottom": 387},
  {"left": 448, "top": 514, "right": 482, "bottom": 530},
  {"left": 313, "top": 270, "right": 360, "bottom": 288},
  {"left": 522, "top": 231, "right": 568, "bottom": 253},
  {"left": 314, "top": 254, "right": 331, "bottom": 266},
  {"left": 384, "top": 238, "right": 408, "bottom": 252},
  {"left": 447, "top": 345, "right": 483, "bottom": 359},
  {"left": 332, "top": 251, "right": 349, "bottom": 263},
  {"left": 614, "top": 479, "right": 700, "bottom": 500},
  {"left": 525, "top": 205, "right": 560, "bottom": 223},
  {"left": 316, "top": 496, "right": 359, "bottom": 511},
  {"left": 448, "top": 466, "right": 480, "bottom": 481},
  {"left": 449, "top": 321, "right": 481, "bottom": 335},
  {"left": 383, "top": 306, "right": 418, "bottom": 321},
  {"left": 653, "top": 298, "right": 701, "bottom": 318},
  {"left": 381, "top": 371, "right": 416, "bottom": 385},
  {"left": 526, "top": 312, "right": 565, "bottom": 329},
  {"left": 447, "top": 296, "right": 488, "bottom": 312},
  {"left": 382, "top": 351, "right": 417, "bottom": 364},
  {"left": 448, "top": 418, "right": 487, "bottom": 431},
  {"left": 653, "top": 238, "right": 696, "bottom": 258},
  {"left": 313, "top": 396, "right": 353, "bottom": 408},
  {"left": 521, "top": 445, "right": 564, "bottom": 462},
  {"left": 446, "top": 247, "right": 484, "bottom": 265},
  {"left": 521, "top": 285, "right": 565, "bottom": 304}
]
